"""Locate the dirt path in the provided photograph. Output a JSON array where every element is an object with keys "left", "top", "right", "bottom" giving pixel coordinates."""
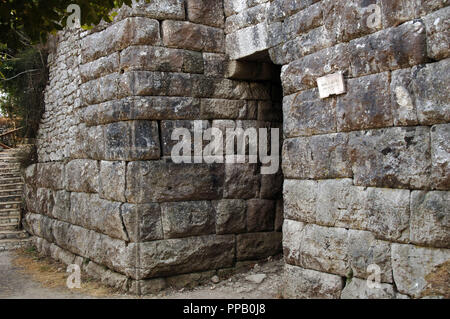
[{"left": 0, "top": 250, "right": 283, "bottom": 299}]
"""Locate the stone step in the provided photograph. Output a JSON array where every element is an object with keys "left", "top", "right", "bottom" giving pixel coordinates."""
[
  {"left": 0, "top": 223, "right": 19, "bottom": 232},
  {"left": 0, "top": 188, "right": 22, "bottom": 195},
  {"left": 0, "top": 201, "right": 21, "bottom": 210},
  {"left": 0, "top": 209, "right": 20, "bottom": 218},
  {"left": 0, "top": 238, "right": 32, "bottom": 251},
  {"left": 0, "top": 183, "right": 23, "bottom": 190},
  {"left": 0, "top": 230, "right": 29, "bottom": 240},
  {"left": 0, "top": 195, "right": 22, "bottom": 202},
  {"left": 0, "top": 216, "right": 20, "bottom": 224},
  {"left": 0, "top": 177, "right": 23, "bottom": 184},
  {"left": 0, "top": 172, "right": 21, "bottom": 178}
]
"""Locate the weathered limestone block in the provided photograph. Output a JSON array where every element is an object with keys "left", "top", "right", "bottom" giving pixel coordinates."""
[
  {"left": 283, "top": 89, "right": 336, "bottom": 138},
  {"left": 114, "top": 0, "right": 186, "bottom": 21},
  {"left": 282, "top": 220, "right": 305, "bottom": 266},
  {"left": 187, "top": 0, "right": 224, "bottom": 28},
  {"left": 273, "top": 201, "right": 283, "bottom": 231},
  {"left": 424, "top": 6, "right": 450, "bottom": 60},
  {"left": 391, "top": 59, "right": 450, "bottom": 126},
  {"left": 162, "top": 20, "right": 225, "bottom": 53},
  {"left": 200, "top": 99, "right": 246, "bottom": 119},
  {"left": 81, "top": 17, "right": 161, "bottom": 63},
  {"left": 224, "top": 0, "right": 250, "bottom": 17},
  {"left": 349, "top": 21, "right": 427, "bottom": 77},
  {"left": 65, "top": 159, "right": 99, "bottom": 193},
  {"left": 282, "top": 133, "right": 351, "bottom": 180},
  {"left": 121, "top": 203, "right": 163, "bottom": 242},
  {"left": 84, "top": 125, "right": 106, "bottom": 160},
  {"left": 246, "top": 199, "right": 276, "bottom": 232},
  {"left": 349, "top": 127, "right": 431, "bottom": 189},
  {"left": 431, "top": 124, "right": 450, "bottom": 190},
  {"left": 104, "top": 120, "right": 160, "bottom": 161},
  {"left": 24, "top": 164, "right": 37, "bottom": 186},
  {"left": 224, "top": 163, "right": 260, "bottom": 199},
  {"left": 236, "top": 232, "right": 282, "bottom": 261},
  {"left": 81, "top": 73, "right": 129, "bottom": 106},
  {"left": 120, "top": 46, "right": 204, "bottom": 74},
  {"left": 282, "top": 2, "right": 323, "bottom": 38},
  {"left": 280, "top": 44, "right": 350, "bottom": 95},
  {"left": 36, "top": 162, "right": 65, "bottom": 190},
  {"left": 99, "top": 161, "right": 126, "bottom": 202},
  {"left": 284, "top": 179, "right": 411, "bottom": 242},
  {"left": 161, "top": 201, "right": 216, "bottom": 239},
  {"left": 49, "top": 190, "right": 71, "bottom": 223},
  {"left": 259, "top": 171, "right": 283, "bottom": 199},
  {"left": 70, "top": 192, "right": 128, "bottom": 241},
  {"left": 138, "top": 235, "right": 235, "bottom": 278},
  {"left": 226, "top": 23, "right": 269, "bottom": 60},
  {"left": 84, "top": 260, "right": 129, "bottom": 291},
  {"left": 283, "top": 264, "right": 343, "bottom": 299},
  {"left": 203, "top": 53, "right": 227, "bottom": 78},
  {"left": 337, "top": 72, "right": 392, "bottom": 132},
  {"left": 79, "top": 52, "right": 119, "bottom": 83},
  {"left": 410, "top": 191, "right": 450, "bottom": 248},
  {"left": 225, "top": 3, "right": 269, "bottom": 34},
  {"left": 214, "top": 199, "right": 247, "bottom": 235},
  {"left": 160, "top": 120, "right": 209, "bottom": 156},
  {"left": 267, "top": 0, "right": 317, "bottom": 23},
  {"left": 341, "top": 278, "right": 396, "bottom": 299},
  {"left": 392, "top": 244, "right": 450, "bottom": 298},
  {"left": 126, "top": 161, "right": 224, "bottom": 203}
]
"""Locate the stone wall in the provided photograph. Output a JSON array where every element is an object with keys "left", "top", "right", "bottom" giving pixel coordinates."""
[
  {"left": 23, "top": 0, "right": 449, "bottom": 298},
  {"left": 23, "top": 0, "right": 283, "bottom": 294},
  {"left": 224, "top": 0, "right": 449, "bottom": 298}
]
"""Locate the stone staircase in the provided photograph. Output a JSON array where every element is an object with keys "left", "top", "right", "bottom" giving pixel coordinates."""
[{"left": 0, "top": 148, "right": 31, "bottom": 251}]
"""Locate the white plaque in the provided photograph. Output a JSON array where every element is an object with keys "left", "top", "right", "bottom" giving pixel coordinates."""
[{"left": 317, "top": 72, "right": 346, "bottom": 99}]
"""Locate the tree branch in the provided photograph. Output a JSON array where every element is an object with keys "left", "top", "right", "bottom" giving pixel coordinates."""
[{"left": 0, "top": 69, "right": 40, "bottom": 81}]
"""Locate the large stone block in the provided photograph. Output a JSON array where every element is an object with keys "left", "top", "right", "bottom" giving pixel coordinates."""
[
  {"left": 162, "top": 20, "right": 225, "bottom": 53},
  {"left": 349, "top": 127, "right": 431, "bottom": 189},
  {"left": 160, "top": 120, "right": 209, "bottom": 157},
  {"left": 65, "top": 159, "right": 99, "bottom": 193},
  {"left": 410, "top": 191, "right": 450, "bottom": 248},
  {"left": 99, "top": 161, "right": 126, "bottom": 202},
  {"left": 246, "top": 199, "right": 276, "bottom": 232},
  {"left": 79, "top": 52, "right": 119, "bottom": 83},
  {"left": 281, "top": 2, "right": 323, "bottom": 38},
  {"left": 138, "top": 235, "right": 235, "bottom": 278},
  {"left": 81, "top": 17, "right": 161, "bottom": 63},
  {"left": 392, "top": 243, "right": 450, "bottom": 298},
  {"left": 225, "top": 3, "right": 269, "bottom": 34},
  {"left": 226, "top": 23, "right": 269, "bottom": 60},
  {"left": 120, "top": 46, "right": 204, "bottom": 74},
  {"left": 267, "top": 0, "right": 315, "bottom": 23},
  {"left": 349, "top": 21, "right": 427, "bottom": 77},
  {"left": 121, "top": 203, "right": 163, "bottom": 242},
  {"left": 283, "top": 89, "right": 336, "bottom": 138},
  {"left": 36, "top": 162, "right": 65, "bottom": 190},
  {"left": 337, "top": 72, "right": 393, "bottom": 132},
  {"left": 70, "top": 192, "right": 128, "bottom": 241},
  {"left": 104, "top": 120, "right": 160, "bottom": 161},
  {"left": 161, "top": 201, "right": 216, "bottom": 239},
  {"left": 236, "top": 232, "right": 282, "bottom": 261},
  {"left": 224, "top": 163, "right": 260, "bottom": 199},
  {"left": 282, "top": 133, "right": 352, "bottom": 180},
  {"left": 214, "top": 199, "right": 247, "bottom": 235},
  {"left": 114, "top": 0, "right": 186, "bottom": 21},
  {"left": 341, "top": 278, "right": 397, "bottom": 299},
  {"left": 200, "top": 99, "right": 246, "bottom": 120},
  {"left": 431, "top": 124, "right": 450, "bottom": 190},
  {"left": 126, "top": 161, "right": 224, "bottom": 203},
  {"left": 424, "top": 6, "right": 450, "bottom": 60},
  {"left": 282, "top": 264, "right": 343, "bottom": 299},
  {"left": 187, "top": 0, "right": 224, "bottom": 28}
]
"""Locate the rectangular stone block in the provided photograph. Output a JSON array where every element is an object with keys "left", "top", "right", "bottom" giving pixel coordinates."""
[
  {"left": 349, "top": 127, "right": 431, "bottom": 189},
  {"left": 115, "top": 0, "right": 186, "bottom": 21},
  {"left": 267, "top": 0, "right": 316, "bottom": 23},
  {"left": 80, "top": 52, "right": 119, "bottom": 83},
  {"left": 431, "top": 124, "right": 450, "bottom": 190},
  {"left": 246, "top": 199, "right": 276, "bottom": 232},
  {"left": 337, "top": 72, "right": 393, "bottom": 132},
  {"left": 104, "top": 120, "right": 160, "bottom": 161},
  {"left": 282, "top": 133, "right": 352, "bottom": 180},
  {"left": 203, "top": 53, "right": 227, "bottom": 78},
  {"left": 225, "top": 3, "right": 269, "bottom": 34},
  {"left": 121, "top": 203, "right": 163, "bottom": 243},
  {"left": 138, "top": 235, "right": 235, "bottom": 278},
  {"left": 423, "top": 6, "right": 450, "bottom": 60},
  {"left": 36, "top": 162, "right": 65, "bottom": 190},
  {"left": 410, "top": 191, "right": 450, "bottom": 248},
  {"left": 161, "top": 201, "right": 216, "bottom": 239},
  {"left": 200, "top": 99, "right": 246, "bottom": 119},
  {"left": 282, "top": 2, "right": 323, "bottom": 38},
  {"left": 214, "top": 199, "right": 247, "bottom": 235},
  {"left": 99, "top": 161, "right": 126, "bottom": 202},
  {"left": 120, "top": 46, "right": 204, "bottom": 74},
  {"left": 283, "top": 89, "right": 336, "bottom": 138},
  {"left": 236, "top": 232, "right": 282, "bottom": 261},
  {"left": 349, "top": 21, "right": 427, "bottom": 78},
  {"left": 162, "top": 20, "right": 225, "bottom": 53},
  {"left": 282, "top": 264, "right": 343, "bottom": 299},
  {"left": 187, "top": 0, "right": 224, "bottom": 28},
  {"left": 81, "top": 17, "right": 161, "bottom": 63},
  {"left": 224, "top": 162, "right": 260, "bottom": 199},
  {"left": 160, "top": 120, "right": 210, "bottom": 157},
  {"left": 126, "top": 161, "right": 224, "bottom": 203},
  {"left": 65, "top": 159, "right": 99, "bottom": 193},
  {"left": 226, "top": 23, "right": 269, "bottom": 60},
  {"left": 392, "top": 243, "right": 450, "bottom": 298}
]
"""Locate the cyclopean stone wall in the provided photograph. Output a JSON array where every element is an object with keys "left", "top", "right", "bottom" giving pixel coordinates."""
[
  {"left": 24, "top": 0, "right": 449, "bottom": 298},
  {"left": 23, "top": 0, "right": 283, "bottom": 295},
  {"left": 224, "top": 0, "right": 449, "bottom": 298}
]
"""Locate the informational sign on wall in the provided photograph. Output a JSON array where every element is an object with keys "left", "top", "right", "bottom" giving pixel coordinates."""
[{"left": 317, "top": 72, "right": 346, "bottom": 99}]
